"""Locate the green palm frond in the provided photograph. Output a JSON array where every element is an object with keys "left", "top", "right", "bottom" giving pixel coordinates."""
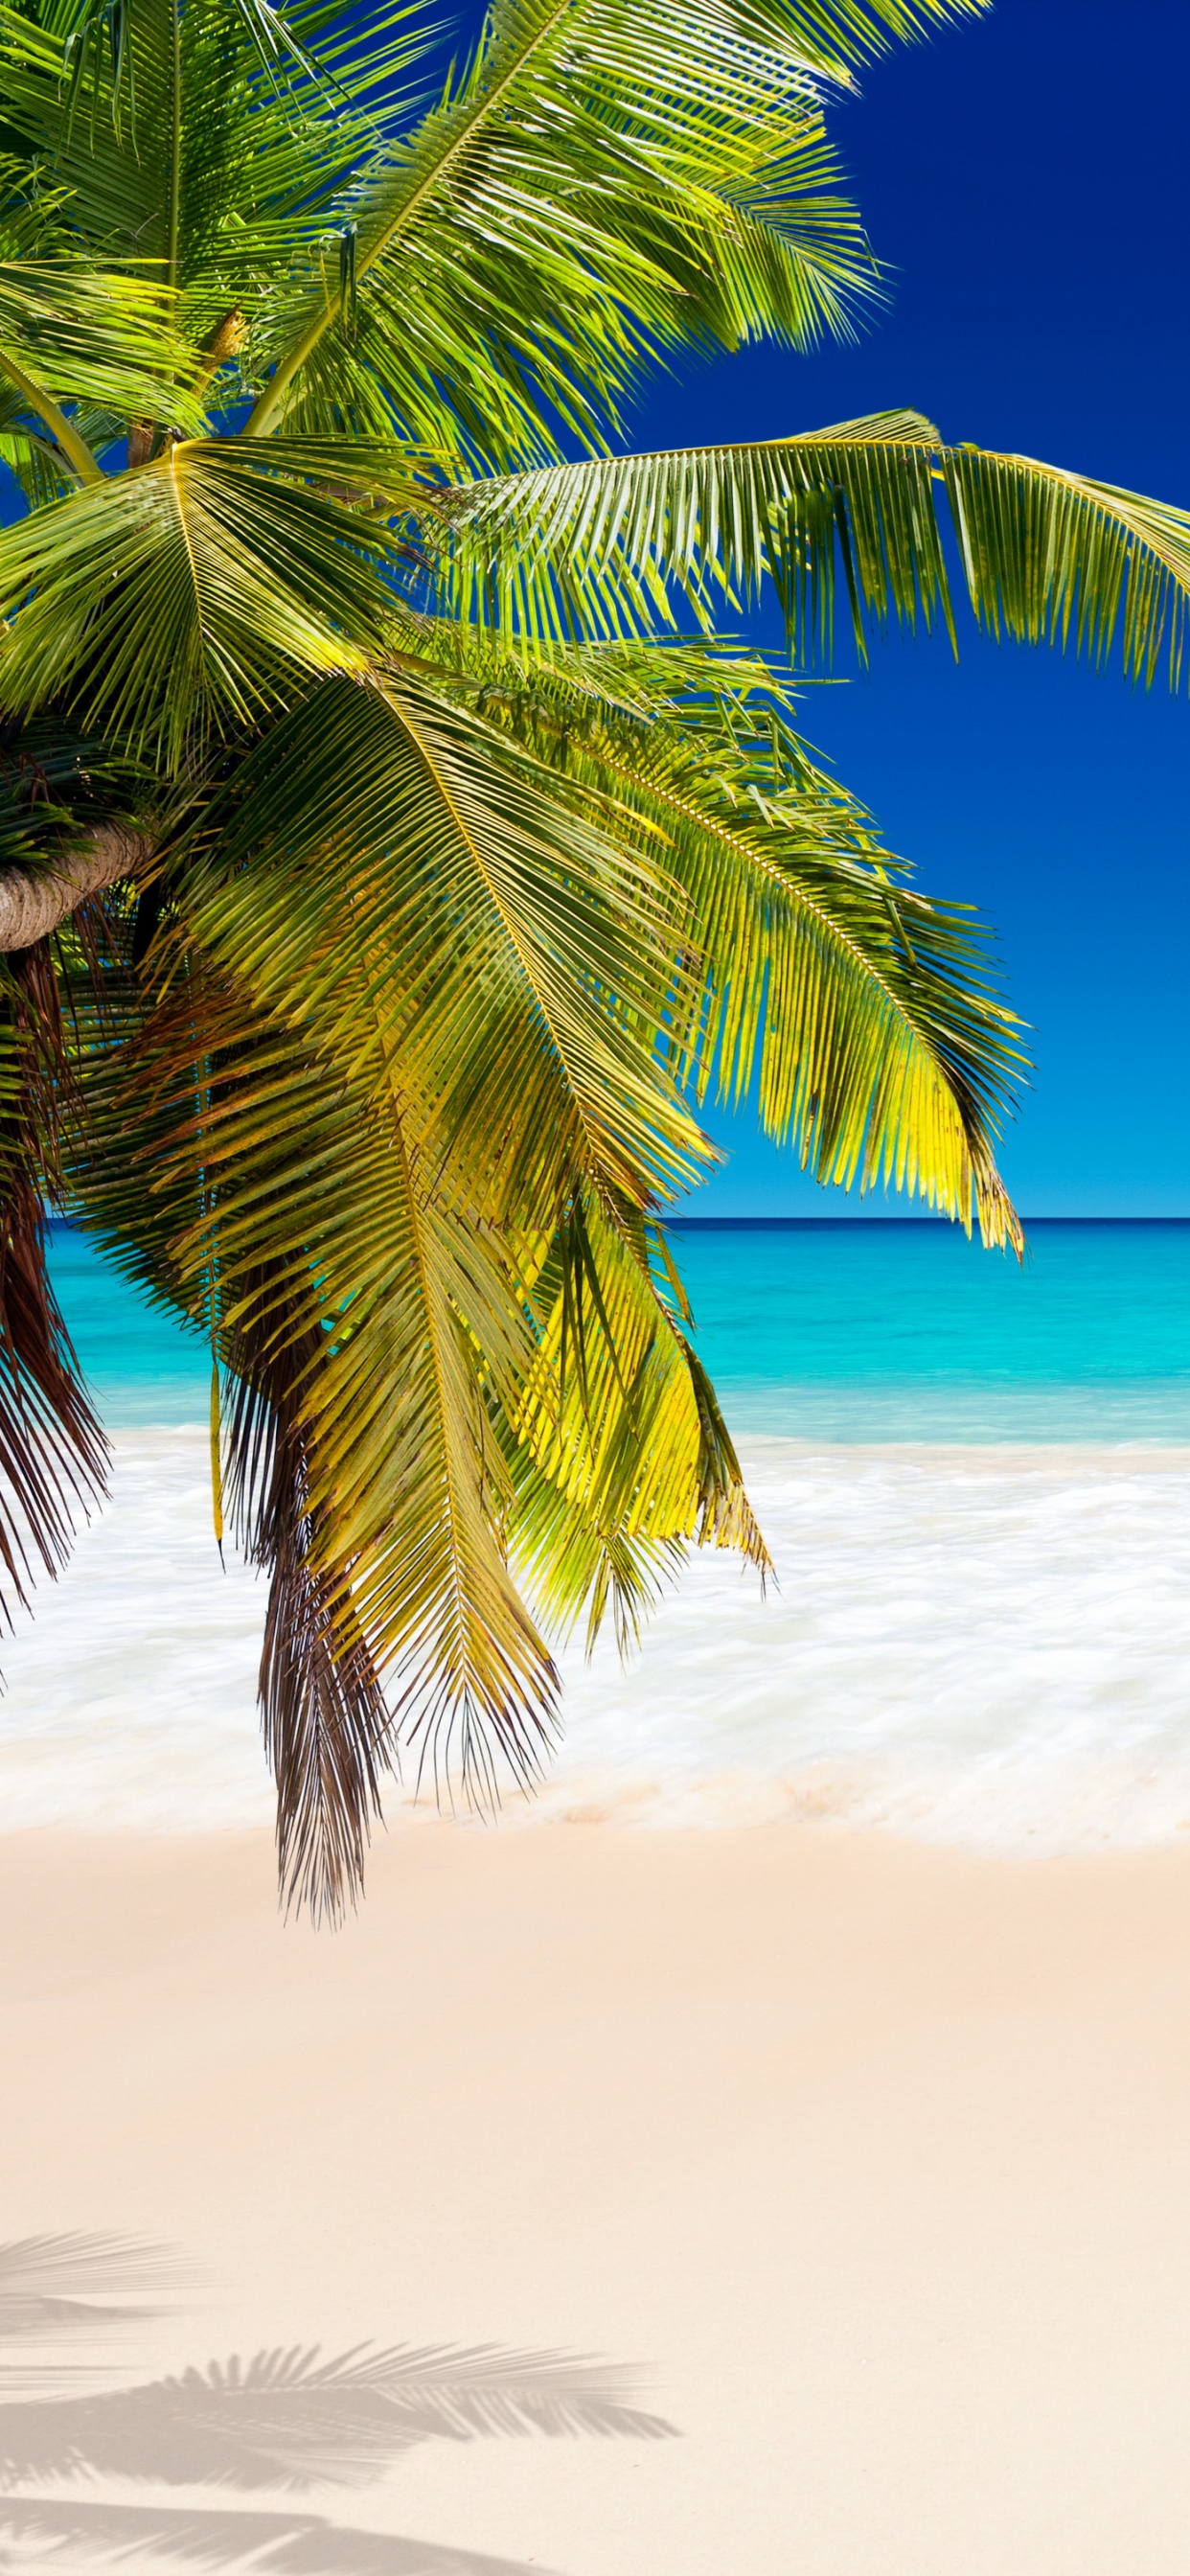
[
  {"left": 721, "top": 0, "right": 985, "bottom": 69},
  {"left": 942, "top": 446, "right": 1190, "bottom": 688},
  {"left": 0, "top": 403, "right": 73, "bottom": 511},
  {"left": 246, "top": 0, "right": 979, "bottom": 456},
  {"left": 443, "top": 412, "right": 1190, "bottom": 690},
  {"left": 67, "top": 946, "right": 561, "bottom": 1911},
  {"left": 0, "top": 440, "right": 435, "bottom": 766},
  {"left": 65, "top": 883, "right": 773, "bottom": 1896},
  {"left": 574, "top": 689, "right": 1023, "bottom": 1245},
  {"left": 0, "top": 264, "right": 204, "bottom": 461},
  {"left": 440, "top": 411, "right": 947, "bottom": 639},
  {"left": 396, "top": 628, "right": 1024, "bottom": 1244},
  {"left": 0, "top": 0, "right": 421, "bottom": 356},
  {"left": 60, "top": 0, "right": 330, "bottom": 101},
  {"left": 180, "top": 672, "right": 712, "bottom": 1218},
  {"left": 513, "top": 1188, "right": 770, "bottom": 1652}
]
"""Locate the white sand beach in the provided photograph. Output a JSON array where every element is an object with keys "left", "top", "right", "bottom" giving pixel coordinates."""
[{"left": 6, "top": 1819, "right": 1190, "bottom": 2574}]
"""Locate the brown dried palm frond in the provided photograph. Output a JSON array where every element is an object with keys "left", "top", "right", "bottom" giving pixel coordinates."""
[{"left": 0, "top": 942, "right": 105, "bottom": 1634}]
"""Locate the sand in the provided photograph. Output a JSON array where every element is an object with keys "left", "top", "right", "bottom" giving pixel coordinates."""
[{"left": 4, "top": 1820, "right": 1190, "bottom": 2574}]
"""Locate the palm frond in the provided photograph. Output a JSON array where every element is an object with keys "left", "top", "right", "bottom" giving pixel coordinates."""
[
  {"left": 246, "top": 0, "right": 962, "bottom": 455},
  {"left": 0, "top": 258, "right": 205, "bottom": 451},
  {"left": 0, "top": 441, "right": 428, "bottom": 769},
  {"left": 942, "top": 445, "right": 1190, "bottom": 690},
  {"left": 0, "top": 945, "right": 107, "bottom": 1634},
  {"left": 66, "top": 945, "right": 561, "bottom": 1910},
  {"left": 442, "top": 414, "right": 1190, "bottom": 694},
  {"left": 181, "top": 672, "right": 711, "bottom": 1219},
  {"left": 224, "top": 1300, "right": 395, "bottom": 1923},
  {"left": 396, "top": 628, "right": 1025, "bottom": 1245},
  {"left": 512, "top": 1190, "right": 770, "bottom": 1652},
  {"left": 0, "top": 0, "right": 421, "bottom": 366}
]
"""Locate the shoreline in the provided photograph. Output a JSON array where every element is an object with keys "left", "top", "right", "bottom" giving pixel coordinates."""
[
  {"left": 6, "top": 1821, "right": 1190, "bottom": 2572},
  {"left": 80, "top": 1418, "right": 1190, "bottom": 1456},
  {"left": 7, "top": 1428, "right": 1190, "bottom": 1856}
]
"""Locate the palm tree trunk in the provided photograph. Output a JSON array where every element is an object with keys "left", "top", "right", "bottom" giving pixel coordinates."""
[{"left": 0, "top": 821, "right": 154, "bottom": 951}]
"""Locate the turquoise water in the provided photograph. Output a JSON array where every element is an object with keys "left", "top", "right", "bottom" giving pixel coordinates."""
[
  {"left": 674, "top": 1219, "right": 1190, "bottom": 1441},
  {"left": 47, "top": 1224, "right": 211, "bottom": 1427},
  {"left": 48, "top": 1218, "right": 1190, "bottom": 1442}
]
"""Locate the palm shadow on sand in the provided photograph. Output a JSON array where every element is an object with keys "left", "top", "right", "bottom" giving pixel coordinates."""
[{"left": 0, "top": 2235, "right": 677, "bottom": 2573}]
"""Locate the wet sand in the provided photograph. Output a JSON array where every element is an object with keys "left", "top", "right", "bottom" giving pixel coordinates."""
[{"left": 4, "top": 1820, "right": 1190, "bottom": 2573}]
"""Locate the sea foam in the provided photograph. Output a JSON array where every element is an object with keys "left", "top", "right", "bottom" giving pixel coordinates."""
[{"left": 3, "top": 1430, "right": 1190, "bottom": 1854}]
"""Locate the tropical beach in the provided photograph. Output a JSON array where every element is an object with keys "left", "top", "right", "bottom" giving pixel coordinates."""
[
  {"left": 9, "top": 1226, "right": 1190, "bottom": 2570},
  {"left": 4, "top": 0, "right": 1190, "bottom": 2564}
]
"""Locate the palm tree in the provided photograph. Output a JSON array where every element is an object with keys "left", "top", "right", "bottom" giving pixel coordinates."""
[{"left": 0, "top": 0, "right": 1186, "bottom": 1914}]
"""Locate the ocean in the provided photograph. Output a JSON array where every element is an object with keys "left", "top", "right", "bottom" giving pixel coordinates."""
[{"left": 4, "top": 1218, "right": 1190, "bottom": 1852}]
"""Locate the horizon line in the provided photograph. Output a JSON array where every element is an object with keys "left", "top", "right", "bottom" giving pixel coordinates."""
[{"left": 669, "top": 1214, "right": 1190, "bottom": 1227}]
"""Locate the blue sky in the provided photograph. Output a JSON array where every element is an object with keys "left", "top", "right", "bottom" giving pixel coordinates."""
[{"left": 624, "top": 0, "right": 1190, "bottom": 1218}]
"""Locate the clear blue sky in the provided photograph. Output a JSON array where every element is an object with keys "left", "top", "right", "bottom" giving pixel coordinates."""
[{"left": 622, "top": 0, "right": 1190, "bottom": 1218}]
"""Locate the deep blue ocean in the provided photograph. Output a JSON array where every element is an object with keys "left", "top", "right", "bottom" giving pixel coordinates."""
[{"left": 48, "top": 1217, "right": 1190, "bottom": 1442}]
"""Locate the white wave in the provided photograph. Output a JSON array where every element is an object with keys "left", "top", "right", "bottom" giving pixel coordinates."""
[{"left": 3, "top": 1430, "right": 1190, "bottom": 1854}]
